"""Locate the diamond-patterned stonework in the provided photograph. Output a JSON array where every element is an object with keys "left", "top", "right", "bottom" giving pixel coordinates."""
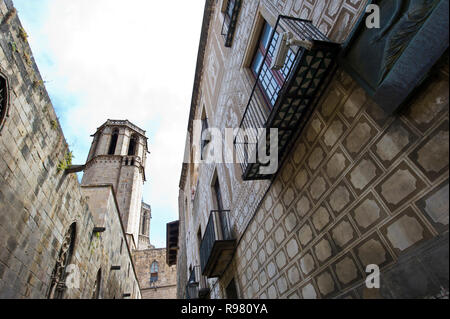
[
  {"left": 373, "top": 120, "right": 416, "bottom": 168},
  {"left": 284, "top": 211, "right": 298, "bottom": 232},
  {"left": 348, "top": 155, "right": 382, "bottom": 196},
  {"left": 312, "top": 206, "right": 332, "bottom": 231},
  {"left": 300, "top": 252, "right": 316, "bottom": 275},
  {"left": 307, "top": 116, "right": 324, "bottom": 144},
  {"left": 296, "top": 194, "right": 311, "bottom": 218},
  {"left": 323, "top": 118, "right": 346, "bottom": 149},
  {"left": 276, "top": 251, "right": 287, "bottom": 269},
  {"left": 266, "top": 238, "right": 275, "bottom": 256},
  {"left": 283, "top": 187, "right": 295, "bottom": 208},
  {"left": 342, "top": 88, "right": 366, "bottom": 121},
  {"left": 275, "top": 226, "right": 286, "bottom": 244},
  {"left": 351, "top": 193, "right": 387, "bottom": 233},
  {"left": 417, "top": 181, "right": 449, "bottom": 233},
  {"left": 286, "top": 238, "right": 300, "bottom": 258},
  {"left": 331, "top": 218, "right": 356, "bottom": 250},
  {"left": 345, "top": 117, "right": 376, "bottom": 157},
  {"left": 409, "top": 120, "right": 449, "bottom": 182},
  {"left": 298, "top": 224, "right": 313, "bottom": 247},
  {"left": 417, "top": 130, "right": 449, "bottom": 173},
  {"left": 308, "top": 146, "right": 325, "bottom": 171},
  {"left": 273, "top": 203, "right": 284, "bottom": 221},
  {"left": 356, "top": 238, "right": 388, "bottom": 267},
  {"left": 294, "top": 169, "right": 309, "bottom": 192},
  {"left": 293, "top": 142, "right": 307, "bottom": 165},
  {"left": 316, "top": 271, "right": 335, "bottom": 297},
  {"left": 314, "top": 237, "right": 333, "bottom": 264},
  {"left": 424, "top": 183, "right": 449, "bottom": 226},
  {"left": 288, "top": 265, "right": 301, "bottom": 286},
  {"left": 377, "top": 162, "right": 426, "bottom": 212},
  {"left": 381, "top": 209, "right": 432, "bottom": 254},
  {"left": 328, "top": 183, "right": 353, "bottom": 215},
  {"left": 301, "top": 283, "right": 317, "bottom": 299},
  {"left": 326, "top": 149, "right": 350, "bottom": 183},
  {"left": 309, "top": 176, "right": 327, "bottom": 202},
  {"left": 320, "top": 86, "right": 343, "bottom": 120},
  {"left": 334, "top": 255, "right": 359, "bottom": 285}
]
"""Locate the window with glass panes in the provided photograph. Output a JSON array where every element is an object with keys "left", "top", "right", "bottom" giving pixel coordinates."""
[
  {"left": 251, "top": 22, "right": 296, "bottom": 107},
  {"left": 150, "top": 261, "right": 159, "bottom": 283}
]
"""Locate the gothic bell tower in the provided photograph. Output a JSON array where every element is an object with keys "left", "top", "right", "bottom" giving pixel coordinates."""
[{"left": 82, "top": 120, "right": 148, "bottom": 248}]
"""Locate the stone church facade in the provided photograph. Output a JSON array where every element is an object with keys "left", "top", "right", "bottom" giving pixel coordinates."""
[
  {"left": 177, "top": 0, "right": 449, "bottom": 299},
  {"left": 0, "top": 1, "right": 176, "bottom": 299}
]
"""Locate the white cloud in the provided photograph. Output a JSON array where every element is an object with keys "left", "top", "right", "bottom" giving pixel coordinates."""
[{"left": 15, "top": 0, "right": 205, "bottom": 247}]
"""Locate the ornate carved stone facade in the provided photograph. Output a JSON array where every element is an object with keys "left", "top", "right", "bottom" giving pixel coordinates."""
[{"left": 177, "top": 0, "right": 449, "bottom": 299}]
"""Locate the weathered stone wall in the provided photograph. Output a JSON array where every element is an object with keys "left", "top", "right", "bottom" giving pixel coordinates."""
[
  {"left": 179, "top": 0, "right": 449, "bottom": 299},
  {"left": 0, "top": 0, "right": 141, "bottom": 299},
  {"left": 133, "top": 248, "right": 177, "bottom": 299},
  {"left": 176, "top": 189, "right": 188, "bottom": 299}
]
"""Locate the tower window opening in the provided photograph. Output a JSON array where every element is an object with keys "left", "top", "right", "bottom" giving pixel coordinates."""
[
  {"left": 128, "top": 135, "right": 137, "bottom": 156},
  {"left": 141, "top": 212, "right": 148, "bottom": 236},
  {"left": 108, "top": 129, "right": 119, "bottom": 155}
]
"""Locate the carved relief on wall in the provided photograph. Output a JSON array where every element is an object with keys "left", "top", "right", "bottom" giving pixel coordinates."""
[{"left": 342, "top": 0, "right": 447, "bottom": 113}]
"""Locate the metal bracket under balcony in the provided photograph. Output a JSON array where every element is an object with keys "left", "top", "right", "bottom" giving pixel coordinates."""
[
  {"left": 221, "top": 0, "right": 242, "bottom": 47},
  {"left": 200, "top": 210, "right": 236, "bottom": 278},
  {"left": 235, "top": 15, "right": 340, "bottom": 181},
  {"left": 186, "top": 265, "right": 210, "bottom": 299}
]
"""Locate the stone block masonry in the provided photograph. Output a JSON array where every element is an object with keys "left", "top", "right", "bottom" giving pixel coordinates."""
[
  {"left": 133, "top": 248, "right": 177, "bottom": 299},
  {"left": 0, "top": 0, "right": 141, "bottom": 299}
]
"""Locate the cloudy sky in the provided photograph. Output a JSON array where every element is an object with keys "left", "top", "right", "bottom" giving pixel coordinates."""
[{"left": 13, "top": 0, "right": 205, "bottom": 248}]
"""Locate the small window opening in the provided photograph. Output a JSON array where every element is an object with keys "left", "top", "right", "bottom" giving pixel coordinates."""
[{"left": 108, "top": 129, "right": 119, "bottom": 155}]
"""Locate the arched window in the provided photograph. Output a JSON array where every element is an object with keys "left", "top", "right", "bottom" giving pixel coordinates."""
[
  {"left": 150, "top": 261, "right": 159, "bottom": 283},
  {"left": 0, "top": 71, "right": 10, "bottom": 133},
  {"left": 128, "top": 135, "right": 137, "bottom": 156},
  {"left": 92, "top": 269, "right": 102, "bottom": 299},
  {"left": 108, "top": 129, "right": 119, "bottom": 155},
  {"left": 48, "top": 223, "right": 76, "bottom": 299}
]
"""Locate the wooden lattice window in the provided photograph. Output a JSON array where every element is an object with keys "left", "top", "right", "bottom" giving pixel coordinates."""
[{"left": 0, "top": 71, "right": 10, "bottom": 133}]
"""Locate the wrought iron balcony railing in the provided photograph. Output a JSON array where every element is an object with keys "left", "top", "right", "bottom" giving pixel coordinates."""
[
  {"left": 221, "top": 0, "right": 242, "bottom": 47},
  {"left": 199, "top": 210, "right": 235, "bottom": 278},
  {"left": 186, "top": 265, "right": 210, "bottom": 299},
  {"left": 235, "top": 16, "right": 340, "bottom": 180}
]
